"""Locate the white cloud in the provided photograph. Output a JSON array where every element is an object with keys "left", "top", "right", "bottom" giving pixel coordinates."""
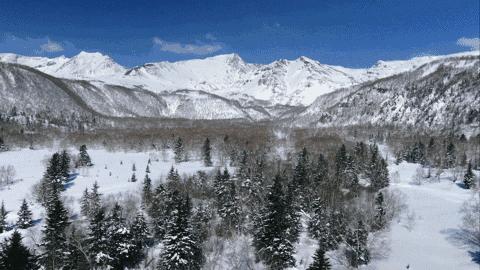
[
  {"left": 40, "top": 39, "right": 64, "bottom": 52},
  {"left": 153, "top": 37, "right": 222, "bottom": 55},
  {"left": 456, "top": 37, "right": 480, "bottom": 51}
]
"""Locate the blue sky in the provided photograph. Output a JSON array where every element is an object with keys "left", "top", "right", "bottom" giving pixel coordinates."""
[{"left": 0, "top": 0, "right": 478, "bottom": 67}]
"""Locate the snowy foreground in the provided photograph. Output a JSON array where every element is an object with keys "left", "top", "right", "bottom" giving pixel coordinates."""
[{"left": 0, "top": 147, "right": 478, "bottom": 269}]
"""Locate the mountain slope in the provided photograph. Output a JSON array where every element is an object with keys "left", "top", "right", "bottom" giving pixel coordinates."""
[
  {"left": 294, "top": 54, "right": 480, "bottom": 131},
  {"left": 3, "top": 51, "right": 477, "bottom": 107}
]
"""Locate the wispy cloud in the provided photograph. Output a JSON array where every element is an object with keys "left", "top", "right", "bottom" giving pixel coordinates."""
[
  {"left": 204, "top": 33, "right": 217, "bottom": 41},
  {"left": 153, "top": 37, "right": 222, "bottom": 55},
  {"left": 40, "top": 39, "right": 64, "bottom": 52},
  {"left": 456, "top": 37, "right": 480, "bottom": 51}
]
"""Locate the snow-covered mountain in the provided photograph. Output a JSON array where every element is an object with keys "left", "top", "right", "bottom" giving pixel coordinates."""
[
  {"left": 0, "top": 50, "right": 478, "bottom": 129},
  {"left": 293, "top": 53, "right": 480, "bottom": 131},
  {"left": 3, "top": 51, "right": 477, "bottom": 107}
]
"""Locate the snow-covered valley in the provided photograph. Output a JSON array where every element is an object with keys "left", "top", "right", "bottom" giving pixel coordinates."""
[{"left": 0, "top": 145, "right": 478, "bottom": 269}]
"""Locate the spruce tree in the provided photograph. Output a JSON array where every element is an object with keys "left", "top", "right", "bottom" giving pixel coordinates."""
[
  {"left": 218, "top": 180, "right": 240, "bottom": 232},
  {"left": 202, "top": 137, "right": 213, "bottom": 167},
  {"left": 78, "top": 145, "right": 92, "bottom": 167},
  {"left": 174, "top": 137, "right": 185, "bottom": 163},
  {"left": 17, "top": 199, "right": 33, "bottom": 229},
  {"left": 345, "top": 220, "right": 370, "bottom": 268},
  {"left": 130, "top": 210, "right": 149, "bottom": 266},
  {"left": 80, "top": 188, "right": 90, "bottom": 218},
  {"left": 105, "top": 204, "right": 135, "bottom": 269},
  {"left": 87, "top": 208, "right": 111, "bottom": 268},
  {"left": 293, "top": 147, "right": 309, "bottom": 187},
  {"left": 40, "top": 192, "right": 70, "bottom": 269},
  {"left": 464, "top": 161, "right": 475, "bottom": 189},
  {"left": 0, "top": 201, "right": 7, "bottom": 233},
  {"left": 146, "top": 164, "right": 151, "bottom": 174},
  {"left": 158, "top": 193, "right": 204, "bottom": 270},
  {"left": 253, "top": 175, "right": 296, "bottom": 269},
  {"left": 372, "top": 192, "right": 387, "bottom": 231},
  {"left": 307, "top": 247, "right": 331, "bottom": 270},
  {"left": 59, "top": 150, "right": 71, "bottom": 180},
  {"left": 0, "top": 230, "right": 37, "bottom": 270},
  {"left": 445, "top": 141, "right": 456, "bottom": 168},
  {"left": 142, "top": 174, "right": 153, "bottom": 206},
  {"left": 130, "top": 172, "right": 137, "bottom": 182}
]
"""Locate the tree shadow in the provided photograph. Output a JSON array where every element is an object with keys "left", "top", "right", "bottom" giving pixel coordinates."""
[{"left": 441, "top": 228, "right": 480, "bottom": 265}]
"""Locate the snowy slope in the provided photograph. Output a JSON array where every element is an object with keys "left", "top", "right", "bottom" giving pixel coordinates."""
[
  {"left": 370, "top": 146, "right": 479, "bottom": 270},
  {"left": 294, "top": 53, "right": 480, "bottom": 130}
]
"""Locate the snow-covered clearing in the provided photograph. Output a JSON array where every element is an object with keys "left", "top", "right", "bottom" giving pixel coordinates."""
[
  {"left": 0, "top": 148, "right": 216, "bottom": 237},
  {"left": 371, "top": 147, "right": 479, "bottom": 270},
  {"left": 0, "top": 146, "right": 478, "bottom": 269}
]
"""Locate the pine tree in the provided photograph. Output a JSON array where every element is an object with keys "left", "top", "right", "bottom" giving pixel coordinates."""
[
  {"left": 105, "top": 203, "right": 135, "bottom": 269},
  {"left": 132, "top": 163, "right": 136, "bottom": 172},
  {"left": 0, "top": 201, "right": 7, "bottom": 233},
  {"left": 218, "top": 180, "right": 240, "bottom": 232},
  {"left": 146, "top": 164, "right": 151, "bottom": 174},
  {"left": 129, "top": 210, "right": 149, "bottom": 266},
  {"left": 87, "top": 208, "right": 111, "bottom": 268},
  {"left": 40, "top": 192, "right": 70, "bottom": 269},
  {"left": 0, "top": 230, "right": 37, "bottom": 270},
  {"left": 464, "top": 161, "right": 475, "bottom": 189},
  {"left": 202, "top": 137, "right": 213, "bottom": 167},
  {"left": 142, "top": 174, "right": 153, "bottom": 206},
  {"left": 80, "top": 188, "right": 90, "bottom": 218},
  {"left": 307, "top": 247, "right": 331, "bottom": 270},
  {"left": 345, "top": 220, "right": 370, "bottom": 268},
  {"left": 78, "top": 145, "right": 92, "bottom": 167},
  {"left": 308, "top": 201, "right": 346, "bottom": 251},
  {"left": 445, "top": 141, "right": 456, "bottom": 168},
  {"left": 59, "top": 150, "right": 71, "bottom": 180},
  {"left": 158, "top": 192, "right": 204, "bottom": 270},
  {"left": 293, "top": 147, "right": 309, "bottom": 187},
  {"left": 174, "top": 137, "right": 185, "bottom": 163},
  {"left": 253, "top": 175, "right": 296, "bottom": 269},
  {"left": 130, "top": 172, "right": 137, "bottom": 182},
  {"left": 16, "top": 199, "right": 33, "bottom": 229},
  {"left": 372, "top": 192, "right": 387, "bottom": 231}
]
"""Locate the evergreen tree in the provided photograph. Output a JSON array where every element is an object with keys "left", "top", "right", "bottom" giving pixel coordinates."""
[
  {"left": 202, "top": 137, "right": 213, "bottom": 167},
  {"left": 0, "top": 201, "right": 7, "bottom": 233},
  {"left": 293, "top": 147, "right": 309, "bottom": 187},
  {"left": 59, "top": 150, "right": 71, "bottom": 180},
  {"left": 464, "top": 161, "right": 475, "bottom": 189},
  {"left": 142, "top": 174, "right": 153, "bottom": 206},
  {"left": 80, "top": 188, "right": 90, "bottom": 218},
  {"left": 132, "top": 163, "right": 136, "bottom": 172},
  {"left": 148, "top": 184, "right": 170, "bottom": 239},
  {"left": 345, "top": 220, "right": 370, "bottom": 268},
  {"left": 174, "top": 137, "right": 185, "bottom": 163},
  {"left": 40, "top": 192, "right": 70, "bottom": 269},
  {"left": 78, "top": 145, "right": 92, "bottom": 167},
  {"left": 445, "top": 141, "right": 456, "bottom": 168},
  {"left": 146, "top": 164, "right": 151, "bottom": 174},
  {"left": 0, "top": 230, "right": 37, "bottom": 270},
  {"left": 218, "top": 180, "right": 240, "bottom": 232},
  {"left": 372, "top": 192, "right": 387, "bottom": 231},
  {"left": 105, "top": 203, "right": 136, "bottom": 269},
  {"left": 158, "top": 193, "right": 204, "bottom": 270},
  {"left": 308, "top": 201, "right": 346, "bottom": 251},
  {"left": 130, "top": 172, "right": 137, "bottom": 182},
  {"left": 312, "top": 154, "right": 329, "bottom": 184},
  {"left": 307, "top": 247, "right": 331, "bottom": 270},
  {"left": 87, "top": 208, "right": 111, "bottom": 268},
  {"left": 130, "top": 210, "right": 149, "bottom": 266},
  {"left": 17, "top": 199, "right": 33, "bottom": 229},
  {"left": 253, "top": 175, "right": 296, "bottom": 269}
]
